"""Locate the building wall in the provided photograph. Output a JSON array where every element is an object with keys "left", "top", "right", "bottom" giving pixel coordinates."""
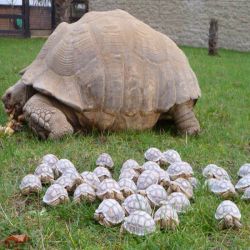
[
  {"left": 0, "top": 5, "right": 21, "bottom": 30},
  {"left": 30, "top": 7, "right": 51, "bottom": 30},
  {"left": 0, "top": 5, "right": 51, "bottom": 32},
  {"left": 89, "top": 0, "right": 250, "bottom": 51}
]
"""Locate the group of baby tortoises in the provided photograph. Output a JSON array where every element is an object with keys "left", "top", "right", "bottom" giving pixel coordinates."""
[
  {"left": 203, "top": 163, "right": 250, "bottom": 229},
  {"left": 19, "top": 148, "right": 249, "bottom": 236}
]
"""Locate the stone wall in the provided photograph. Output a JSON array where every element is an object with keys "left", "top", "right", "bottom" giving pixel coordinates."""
[{"left": 89, "top": 0, "right": 250, "bottom": 51}]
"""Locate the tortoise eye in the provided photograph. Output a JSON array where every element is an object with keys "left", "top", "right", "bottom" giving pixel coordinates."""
[{"left": 6, "top": 93, "right": 11, "bottom": 99}]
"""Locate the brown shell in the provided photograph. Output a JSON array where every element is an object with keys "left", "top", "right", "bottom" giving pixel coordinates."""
[{"left": 22, "top": 9, "right": 200, "bottom": 130}]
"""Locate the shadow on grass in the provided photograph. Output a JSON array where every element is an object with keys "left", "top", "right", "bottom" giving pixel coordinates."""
[{"left": 153, "top": 119, "right": 177, "bottom": 137}]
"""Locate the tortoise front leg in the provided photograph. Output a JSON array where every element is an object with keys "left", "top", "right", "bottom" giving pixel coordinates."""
[
  {"left": 170, "top": 100, "right": 200, "bottom": 135},
  {"left": 23, "top": 94, "right": 73, "bottom": 139}
]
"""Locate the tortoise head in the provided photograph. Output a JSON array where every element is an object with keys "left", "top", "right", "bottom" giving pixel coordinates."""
[{"left": 2, "top": 80, "right": 34, "bottom": 118}]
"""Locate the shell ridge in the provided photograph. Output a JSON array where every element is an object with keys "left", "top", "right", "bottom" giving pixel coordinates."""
[{"left": 86, "top": 22, "right": 106, "bottom": 111}]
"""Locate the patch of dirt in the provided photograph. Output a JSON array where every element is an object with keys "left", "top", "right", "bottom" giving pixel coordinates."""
[{"left": 8, "top": 192, "right": 42, "bottom": 216}]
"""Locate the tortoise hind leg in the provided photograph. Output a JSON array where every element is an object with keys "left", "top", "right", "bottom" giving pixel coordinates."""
[
  {"left": 23, "top": 94, "right": 74, "bottom": 139},
  {"left": 170, "top": 100, "right": 200, "bottom": 135}
]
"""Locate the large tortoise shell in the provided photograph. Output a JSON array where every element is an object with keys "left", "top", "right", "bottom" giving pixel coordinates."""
[{"left": 21, "top": 10, "right": 200, "bottom": 130}]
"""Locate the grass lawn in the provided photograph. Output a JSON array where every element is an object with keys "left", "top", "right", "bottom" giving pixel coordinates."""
[{"left": 0, "top": 37, "right": 249, "bottom": 249}]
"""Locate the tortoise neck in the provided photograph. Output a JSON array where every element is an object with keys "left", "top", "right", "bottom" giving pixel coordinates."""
[{"left": 25, "top": 86, "right": 37, "bottom": 102}]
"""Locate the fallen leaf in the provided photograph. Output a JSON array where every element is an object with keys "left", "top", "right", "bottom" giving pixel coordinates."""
[{"left": 4, "top": 234, "right": 29, "bottom": 247}]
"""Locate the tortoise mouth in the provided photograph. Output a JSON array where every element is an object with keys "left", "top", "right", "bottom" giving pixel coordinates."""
[
  {"left": 5, "top": 103, "right": 23, "bottom": 119},
  {"left": 5, "top": 107, "right": 13, "bottom": 115}
]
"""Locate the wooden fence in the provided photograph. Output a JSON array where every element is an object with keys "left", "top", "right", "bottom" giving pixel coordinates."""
[{"left": 0, "top": 0, "right": 55, "bottom": 37}]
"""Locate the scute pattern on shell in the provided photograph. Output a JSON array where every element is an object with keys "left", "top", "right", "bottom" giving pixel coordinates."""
[
  {"left": 137, "top": 170, "right": 159, "bottom": 190},
  {"left": 145, "top": 184, "right": 168, "bottom": 206},
  {"left": 208, "top": 179, "right": 235, "bottom": 194},
  {"left": 142, "top": 161, "right": 161, "bottom": 172},
  {"left": 96, "top": 153, "right": 114, "bottom": 169},
  {"left": 41, "top": 154, "right": 58, "bottom": 168},
  {"left": 34, "top": 163, "right": 54, "bottom": 183},
  {"left": 215, "top": 200, "right": 241, "bottom": 220},
  {"left": 54, "top": 175, "right": 77, "bottom": 192},
  {"left": 55, "top": 159, "right": 76, "bottom": 175},
  {"left": 43, "top": 183, "right": 69, "bottom": 206},
  {"left": 22, "top": 9, "right": 200, "bottom": 130},
  {"left": 170, "top": 177, "right": 193, "bottom": 198},
  {"left": 80, "top": 171, "right": 100, "bottom": 188},
  {"left": 95, "top": 199, "right": 125, "bottom": 224},
  {"left": 167, "top": 192, "right": 190, "bottom": 213},
  {"left": 242, "top": 187, "right": 250, "bottom": 200},
  {"left": 158, "top": 169, "right": 171, "bottom": 183},
  {"left": 122, "top": 194, "right": 152, "bottom": 215},
  {"left": 118, "top": 178, "right": 137, "bottom": 193},
  {"left": 238, "top": 163, "right": 250, "bottom": 178},
  {"left": 235, "top": 175, "right": 250, "bottom": 192},
  {"left": 93, "top": 167, "right": 112, "bottom": 180},
  {"left": 203, "top": 164, "right": 230, "bottom": 180},
  {"left": 96, "top": 179, "right": 121, "bottom": 196},
  {"left": 154, "top": 204, "right": 179, "bottom": 225},
  {"left": 167, "top": 162, "right": 193, "bottom": 180},
  {"left": 19, "top": 174, "right": 42, "bottom": 194},
  {"left": 123, "top": 211, "right": 156, "bottom": 236},
  {"left": 73, "top": 183, "right": 96, "bottom": 202},
  {"left": 119, "top": 168, "right": 139, "bottom": 181},
  {"left": 62, "top": 171, "right": 83, "bottom": 185},
  {"left": 162, "top": 149, "right": 182, "bottom": 164},
  {"left": 121, "top": 159, "right": 140, "bottom": 172},
  {"left": 144, "top": 148, "right": 164, "bottom": 162}
]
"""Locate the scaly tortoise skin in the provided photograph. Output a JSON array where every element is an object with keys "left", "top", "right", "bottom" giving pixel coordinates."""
[{"left": 2, "top": 9, "right": 201, "bottom": 140}]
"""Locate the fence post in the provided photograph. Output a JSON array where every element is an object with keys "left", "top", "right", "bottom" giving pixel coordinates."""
[
  {"left": 208, "top": 19, "right": 218, "bottom": 55},
  {"left": 51, "top": 0, "right": 56, "bottom": 30},
  {"left": 23, "top": 0, "right": 30, "bottom": 37}
]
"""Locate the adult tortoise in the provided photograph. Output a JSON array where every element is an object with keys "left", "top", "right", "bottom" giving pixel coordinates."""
[{"left": 2, "top": 9, "right": 201, "bottom": 139}]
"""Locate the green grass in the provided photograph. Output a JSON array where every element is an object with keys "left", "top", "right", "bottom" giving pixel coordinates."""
[{"left": 0, "top": 37, "right": 249, "bottom": 249}]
